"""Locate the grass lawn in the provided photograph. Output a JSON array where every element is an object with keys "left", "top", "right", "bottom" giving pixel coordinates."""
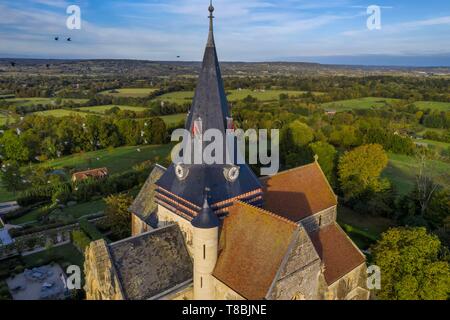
[
  {"left": 99, "top": 88, "right": 158, "bottom": 98},
  {"left": 382, "top": 153, "right": 450, "bottom": 195},
  {"left": 413, "top": 138, "right": 450, "bottom": 153},
  {"left": 78, "top": 105, "right": 149, "bottom": 114},
  {"left": 40, "top": 144, "right": 172, "bottom": 174},
  {"left": 0, "top": 185, "right": 16, "bottom": 203},
  {"left": 322, "top": 97, "right": 450, "bottom": 112},
  {"left": 227, "top": 89, "right": 307, "bottom": 101},
  {"left": 160, "top": 113, "right": 186, "bottom": 126},
  {"left": 414, "top": 101, "right": 450, "bottom": 111},
  {"left": 5, "top": 98, "right": 88, "bottom": 107},
  {"left": 22, "top": 243, "right": 84, "bottom": 270},
  {"left": 157, "top": 91, "right": 193, "bottom": 104},
  {"left": 62, "top": 199, "right": 106, "bottom": 219},
  {"left": 156, "top": 89, "right": 309, "bottom": 104},
  {"left": 34, "top": 109, "right": 88, "bottom": 117},
  {"left": 338, "top": 206, "right": 395, "bottom": 250},
  {"left": 9, "top": 208, "right": 42, "bottom": 225},
  {"left": 321, "top": 97, "right": 400, "bottom": 111}
]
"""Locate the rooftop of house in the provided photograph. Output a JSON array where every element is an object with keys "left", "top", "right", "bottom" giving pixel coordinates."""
[
  {"left": 261, "top": 161, "right": 337, "bottom": 222},
  {"left": 72, "top": 167, "right": 108, "bottom": 180}
]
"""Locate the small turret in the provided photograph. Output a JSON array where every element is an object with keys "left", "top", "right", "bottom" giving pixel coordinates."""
[{"left": 192, "top": 190, "right": 219, "bottom": 300}]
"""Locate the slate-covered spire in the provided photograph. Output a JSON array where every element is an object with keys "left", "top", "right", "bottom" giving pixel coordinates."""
[
  {"left": 185, "top": 1, "right": 230, "bottom": 135},
  {"left": 191, "top": 189, "right": 220, "bottom": 229}
]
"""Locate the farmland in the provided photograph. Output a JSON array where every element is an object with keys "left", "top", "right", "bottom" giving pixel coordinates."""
[
  {"left": 77, "top": 105, "right": 149, "bottom": 114},
  {"left": 322, "top": 97, "right": 450, "bottom": 111},
  {"left": 99, "top": 88, "right": 158, "bottom": 98},
  {"left": 156, "top": 89, "right": 310, "bottom": 104}
]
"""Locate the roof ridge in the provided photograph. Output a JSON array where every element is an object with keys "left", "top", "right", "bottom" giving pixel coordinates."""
[
  {"left": 259, "top": 162, "right": 317, "bottom": 181},
  {"left": 109, "top": 223, "right": 176, "bottom": 248},
  {"left": 234, "top": 200, "right": 298, "bottom": 228}
]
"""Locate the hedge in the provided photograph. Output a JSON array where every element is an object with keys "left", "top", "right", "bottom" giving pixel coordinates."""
[
  {"left": 79, "top": 219, "right": 104, "bottom": 241},
  {"left": 72, "top": 230, "right": 91, "bottom": 253}
]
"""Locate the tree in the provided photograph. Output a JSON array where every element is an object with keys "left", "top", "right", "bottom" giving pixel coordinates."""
[
  {"left": 284, "top": 120, "right": 314, "bottom": 148},
  {"left": 338, "top": 144, "right": 389, "bottom": 200},
  {"left": 0, "top": 130, "right": 30, "bottom": 162},
  {"left": 372, "top": 227, "right": 450, "bottom": 300},
  {"left": 309, "top": 141, "right": 337, "bottom": 182},
  {"left": 0, "top": 161, "right": 24, "bottom": 194},
  {"left": 105, "top": 194, "right": 133, "bottom": 239}
]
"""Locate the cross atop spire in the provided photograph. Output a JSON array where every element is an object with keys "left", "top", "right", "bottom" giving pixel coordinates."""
[{"left": 207, "top": 1, "right": 215, "bottom": 47}]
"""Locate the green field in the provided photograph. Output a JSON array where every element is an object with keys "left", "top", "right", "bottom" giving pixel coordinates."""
[
  {"left": 34, "top": 109, "right": 87, "bottom": 117},
  {"left": 99, "top": 88, "right": 158, "bottom": 98},
  {"left": 322, "top": 97, "right": 400, "bottom": 111},
  {"left": 78, "top": 105, "right": 149, "bottom": 114},
  {"left": 322, "top": 97, "right": 450, "bottom": 112},
  {"left": 4, "top": 98, "right": 88, "bottom": 107},
  {"left": 382, "top": 153, "right": 450, "bottom": 195},
  {"left": 414, "top": 101, "right": 450, "bottom": 111},
  {"left": 156, "top": 89, "right": 309, "bottom": 104},
  {"left": 40, "top": 144, "right": 172, "bottom": 174},
  {"left": 160, "top": 113, "right": 186, "bottom": 126},
  {"left": 0, "top": 184, "right": 15, "bottom": 202}
]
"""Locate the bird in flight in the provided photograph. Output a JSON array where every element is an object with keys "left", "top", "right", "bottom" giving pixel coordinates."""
[
  {"left": 67, "top": 37, "right": 72, "bottom": 42},
  {"left": 54, "top": 36, "right": 59, "bottom": 41},
  {"left": 10, "top": 62, "right": 16, "bottom": 67}
]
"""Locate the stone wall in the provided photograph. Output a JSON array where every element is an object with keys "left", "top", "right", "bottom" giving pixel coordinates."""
[
  {"left": 157, "top": 205, "right": 194, "bottom": 255},
  {"left": 131, "top": 214, "right": 152, "bottom": 236},
  {"left": 84, "top": 239, "right": 124, "bottom": 300},
  {"left": 266, "top": 227, "right": 322, "bottom": 300},
  {"left": 325, "top": 263, "right": 369, "bottom": 300},
  {"left": 300, "top": 206, "right": 337, "bottom": 234}
]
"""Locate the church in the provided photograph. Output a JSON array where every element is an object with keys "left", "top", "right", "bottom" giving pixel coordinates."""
[{"left": 84, "top": 3, "right": 369, "bottom": 301}]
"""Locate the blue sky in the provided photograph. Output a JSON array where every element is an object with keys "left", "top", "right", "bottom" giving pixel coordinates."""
[{"left": 0, "top": 0, "right": 449, "bottom": 65}]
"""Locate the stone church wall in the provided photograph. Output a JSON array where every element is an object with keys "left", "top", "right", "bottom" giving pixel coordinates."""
[
  {"left": 325, "top": 264, "right": 369, "bottom": 300},
  {"left": 266, "top": 227, "right": 321, "bottom": 300},
  {"left": 84, "top": 239, "right": 124, "bottom": 300},
  {"left": 300, "top": 206, "right": 337, "bottom": 234}
]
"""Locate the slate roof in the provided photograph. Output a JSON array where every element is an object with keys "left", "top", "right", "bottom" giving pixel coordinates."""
[
  {"left": 213, "top": 202, "right": 298, "bottom": 300},
  {"left": 309, "top": 223, "right": 366, "bottom": 285},
  {"left": 261, "top": 162, "right": 337, "bottom": 222},
  {"left": 129, "top": 164, "right": 166, "bottom": 224},
  {"left": 156, "top": 164, "right": 263, "bottom": 213},
  {"left": 155, "top": 12, "right": 262, "bottom": 213},
  {"left": 108, "top": 224, "right": 192, "bottom": 300}
]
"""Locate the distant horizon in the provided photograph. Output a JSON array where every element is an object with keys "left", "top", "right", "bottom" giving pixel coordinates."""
[
  {"left": 1, "top": 1, "right": 449, "bottom": 66},
  {"left": 2, "top": 54, "right": 450, "bottom": 68}
]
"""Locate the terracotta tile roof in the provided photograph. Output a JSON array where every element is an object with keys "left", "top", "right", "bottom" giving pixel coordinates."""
[
  {"left": 72, "top": 167, "right": 108, "bottom": 181},
  {"left": 261, "top": 162, "right": 337, "bottom": 222},
  {"left": 309, "top": 223, "right": 366, "bottom": 285},
  {"left": 213, "top": 202, "right": 298, "bottom": 300}
]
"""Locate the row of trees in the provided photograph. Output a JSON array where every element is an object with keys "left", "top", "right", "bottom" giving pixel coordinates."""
[{"left": 0, "top": 114, "right": 167, "bottom": 163}]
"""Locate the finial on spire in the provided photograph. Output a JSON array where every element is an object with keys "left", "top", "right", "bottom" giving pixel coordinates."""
[{"left": 207, "top": 0, "right": 215, "bottom": 47}]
